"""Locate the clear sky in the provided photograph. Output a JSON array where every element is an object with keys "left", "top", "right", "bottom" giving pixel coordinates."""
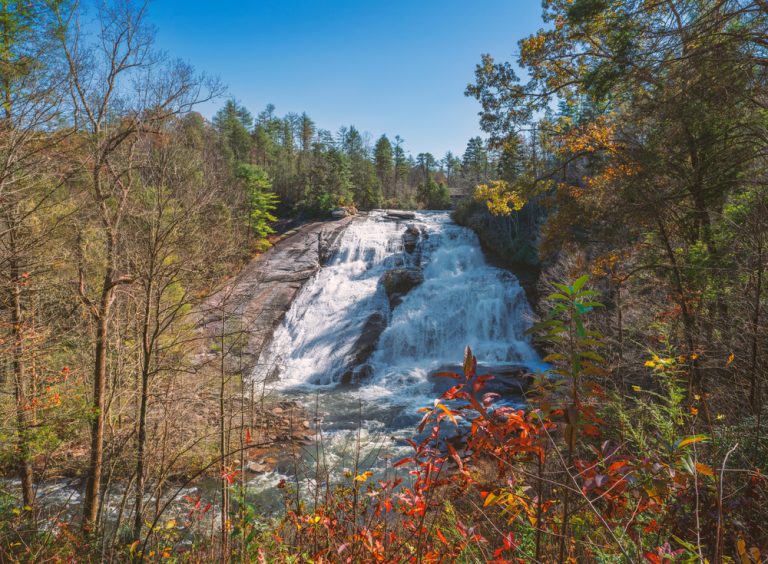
[{"left": 147, "top": 1, "right": 544, "bottom": 157}]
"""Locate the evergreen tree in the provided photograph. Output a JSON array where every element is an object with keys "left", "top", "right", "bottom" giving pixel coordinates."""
[
  {"left": 416, "top": 152, "right": 436, "bottom": 184},
  {"left": 442, "top": 151, "right": 462, "bottom": 187},
  {"left": 374, "top": 135, "right": 394, "bottom": 199},
  {"left": 417, "top": 179, "right": 451, "bottom": 209},
  {"left": 462, "top": 136, "right": 489, "bottom": 189},
  {"left": 393, "top": 135, "right": 409, "bottom": 198},
  {"left": 213, "top": 99, "right": 254, "bottom": 164},
  {"left": 236, "top": 163, "right": 278, "bottom": 240}
]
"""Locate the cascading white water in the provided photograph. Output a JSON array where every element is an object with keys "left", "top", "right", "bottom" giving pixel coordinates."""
[
  {"left": 254, "top": 210, "right": 541, "bottom": 420},
  {"left": 255, "top": 215, "right": 402, "bottom": 388},
  {"left": 250, "top": 211, "right": 544, "bottom": 504}
]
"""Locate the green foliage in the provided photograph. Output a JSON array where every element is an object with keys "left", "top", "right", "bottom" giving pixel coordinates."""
[
  {"left": 213, "top": 99, "right": 254, "bottom": 165},
  {"left": 236, "top": 163, "right": 278, "bottom": 239},
  {"left": 417, "top": 179, "right": 451, "bottom": 209},
  {"left": 374, "top": 134, "right": 394, "bottom": 196},
  {"left": 608, "top": 354, "right": 688, "bottom": 457}
]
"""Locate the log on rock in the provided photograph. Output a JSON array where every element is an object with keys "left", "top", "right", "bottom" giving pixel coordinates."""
[{"left": 385, "top": 210, "right": 416, "bottom": 220}]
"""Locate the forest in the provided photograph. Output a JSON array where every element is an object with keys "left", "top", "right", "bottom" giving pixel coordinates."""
[{"left": 1, "top": 0, "right": 767, "bottom": 562}]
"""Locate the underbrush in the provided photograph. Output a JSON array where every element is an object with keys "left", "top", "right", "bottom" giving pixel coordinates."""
[{"left": 2, "top": 276, "right": 766, "bottom": 563}]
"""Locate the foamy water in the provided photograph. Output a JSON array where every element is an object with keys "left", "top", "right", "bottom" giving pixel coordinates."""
[{"left": 252, "top": 211, "right": 542, "bottom": 495}]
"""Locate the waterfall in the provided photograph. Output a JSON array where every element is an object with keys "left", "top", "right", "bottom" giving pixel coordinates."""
[{"left": 254, "top": 211, "right": 540, "bottom": 417}]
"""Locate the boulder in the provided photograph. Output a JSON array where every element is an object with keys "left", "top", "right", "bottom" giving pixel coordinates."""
[
  {"left": 429, "top": 364, "right": 530, "bottom": 397},
  {"left": 402, "top": 225, "right": 421, "bottom": 254},
  {"left": 331, "top": 206, "right": 357, "bottom": 219},
  {"left": 382, "top": 268, "right": 423, "bottom": 304},
  {"left": 340, "top": 363, "right": 374, "bottom": 386},
  {"left": 331, "top": 208, "right": 349, "bottom": 219},
  {"left": 246, "top": 461, "right": 269, "bottom": 474}
]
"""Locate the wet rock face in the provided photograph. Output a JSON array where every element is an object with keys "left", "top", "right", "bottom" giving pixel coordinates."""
[
  {"left": 202, "top": 217, "right": 355, "bottom": 367},
  {"left": 402, "top": 225, "right": 421, "bottom": 254},
  {"left": 340, "top": 312, "right": 387, "bottom": 386},
  {"left": 382, "top": 268, "right": 424, "bottom": 301}
]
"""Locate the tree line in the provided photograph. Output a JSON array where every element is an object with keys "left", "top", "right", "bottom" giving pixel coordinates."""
[{"left": 212, "top": 98, "right": 521, "bottom": 213}]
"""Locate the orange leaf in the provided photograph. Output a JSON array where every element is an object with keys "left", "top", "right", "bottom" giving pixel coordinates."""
[
  {"left": 695, "top": 463, "right": 714, "bottom": 477},
  {"left": 435, "top": 402, "right": 458, "bottom": 426}
]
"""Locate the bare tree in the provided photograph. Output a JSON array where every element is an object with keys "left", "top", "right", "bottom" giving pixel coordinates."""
[
  {"left": 0, "top": 0, "right": 75, "bottom": 514},
  {"left": 53, "top": 0, "right": 220, "bottom": 531}
]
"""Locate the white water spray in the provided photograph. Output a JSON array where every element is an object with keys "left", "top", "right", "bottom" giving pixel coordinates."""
[{"left": 255, "top": 211, "right": 540, "bottom": 416}]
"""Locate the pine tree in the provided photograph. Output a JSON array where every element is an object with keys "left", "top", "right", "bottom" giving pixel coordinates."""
[
  {"left": 236, "top": 164, "right": 278, "bottom": 240},
  {"left": 213, "top": 100, "right": 254, "bottom": 165},
  {"left": 374, "top": 135, "right": 394, "bottom": 199}
]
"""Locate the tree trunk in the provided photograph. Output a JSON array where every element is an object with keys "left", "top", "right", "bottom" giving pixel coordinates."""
[
  {"left": 750, "top": 232, "right": 763, "bottom": 446},
  {"left": 10, "top": 250, "right": 35, "bottom": 511},
  {"left": 133, "top": 277, "right": 154, "bottom": 540},
  {"left": 82, "top": 278, "right": 114, "bottom": 532}
]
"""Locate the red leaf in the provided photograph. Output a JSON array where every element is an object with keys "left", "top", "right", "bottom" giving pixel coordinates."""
[
  {"left": 436, "top": 528, "right": 449, "bottom": 545},
  {"left": 393, "top": 457, "right": 414, "bottom": 468},
  {"left": 441, "top": 384, "right": 464, "bottom": 400}
]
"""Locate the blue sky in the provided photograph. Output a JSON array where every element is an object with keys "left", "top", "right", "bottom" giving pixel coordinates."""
[{"left": 147, "top": 1, "right": 544, "bottom": 157}]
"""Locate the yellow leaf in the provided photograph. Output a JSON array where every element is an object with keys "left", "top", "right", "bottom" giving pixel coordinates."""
[
  {"left": 483, "top": 492, "right": 498, "bottom": 507},
  {"left": 644, "top": 360, "right": 655, "bottom": 368},
  {"left": 677, "top": 435, "right": 709, "bottom": 449},
  {"left": 436, "top": 402, "right": 458, "bottom": 426},
  {"left": 165, "top": 519, "right": 176, "bottom": 530},
  {"left": 737, "top": 538, "right": 747, "bottom": 557},
  {"left": 354, "top": 471, "right": 373, "bottom": 482},
  {"left": 727, "top": 353, "right": 735, "bottom": 366},
  {"left": 632, "top": 385, "right": 641, "bottom": 392}
]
